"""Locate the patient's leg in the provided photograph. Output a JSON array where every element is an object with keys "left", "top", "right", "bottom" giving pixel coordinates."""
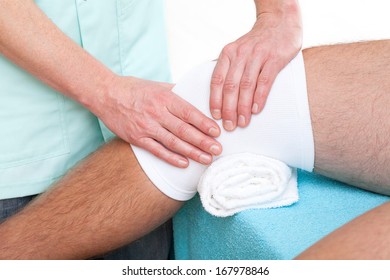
[
  {"left": 296, "top": 40, "right": 390, "bottom": 260},
  {"left": 1, "top": 40, "right": 390, "bottom": 260},
  {"left": 296, "top": 200, "right": 390, "bottom": 259},
  {"left": 0, "top": 139, "right": 183, "bottom": 259},
  {"left": 306, "top": 40, "right": 390, "bottom": 195}
]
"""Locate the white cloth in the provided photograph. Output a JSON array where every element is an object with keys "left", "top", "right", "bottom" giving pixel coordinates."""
[
  {"left": 198, "top": 153, "right": 298, "bottom": 217},
  {"left": 131, "top": 52, "right": 313, "bottom": 201}
]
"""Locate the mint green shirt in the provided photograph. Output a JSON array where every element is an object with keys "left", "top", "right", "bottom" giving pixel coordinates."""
[{"left": 0, "top": 0, "right": 171, "bottom": 199}]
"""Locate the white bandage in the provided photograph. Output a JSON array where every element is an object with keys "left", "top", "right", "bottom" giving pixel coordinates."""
[{"left": 131, "top": 52, "right": 314, "bottom": 201}]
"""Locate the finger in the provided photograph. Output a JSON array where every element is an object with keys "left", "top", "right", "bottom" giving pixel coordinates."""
[
  {"left": 221, "top": 58, "right": 246, "bottom": 131},
  {"left": 138, "top": 138, "right": 189, "bottom": 168},
  {"left": 237, "top": 55, "right": 264, "bottom": 127},
  {"left": 162, "top": 113, "right": 222, "bottom": 157},
  {"left": 252, "top": 61, "right": 280, "bottom": 114},
  {"left": 151, "top": 126, "right": 214, "bottom": 165},
  {"left": 210, "top": 54, "right": 230, "bottom": 120},
  {"left": 169, "top": 97, "right": 221, "bottom": 139}
]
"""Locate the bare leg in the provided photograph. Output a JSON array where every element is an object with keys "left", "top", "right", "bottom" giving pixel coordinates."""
[
  {"left": 0, "top": 139, "right": 183, "bottom": 259},
  {"left": 307, "top": 40, "right": 390, "bottom": 195},
  {"left": 1, "top": 41, "right": 390, "bottom": 260},
  {"left": 296, "top": 201, "right": 390, "bottom": 259},
  {"left": 297, "top": 40, "right": 390, "bottom": 259}
]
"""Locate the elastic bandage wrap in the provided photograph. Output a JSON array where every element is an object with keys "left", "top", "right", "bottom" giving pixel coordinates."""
[{"left": 131, "top": 52, "right": 314, "bottom": 201}]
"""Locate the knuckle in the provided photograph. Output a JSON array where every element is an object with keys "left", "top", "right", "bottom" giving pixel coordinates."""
[
  {"left": 146, "top": 104, "right": 161, "bottom": 118},
  {"left": 253, "top": 46, "right": 274, "bottom": 63},
  {"left": 237, "top": 45, "right": 249, "bottom": 57},
  {"left": 152, "top": 126, "right": 165, "bottom": 141},
  {"left": 187, "top": 148, "right": 201, "bottom": 161},
  {"left": 253, "top": 42, "right": 275, "bottom": 55},
  {"left": 258, "top": 73, "right": 270, "bottom": 86},
  {"left": 132, "top": 137, "right": 144, "bottom": 148},
  {"left": 239, "top": 77, "right": 255, "bottom": 90},
  {"left": 152, "top": 127, "right": 161, "bottom": 139},
  {"left": 210, "top": 74, "right": 224, "bottom": 87},
  {"left": 223, "top": 79, "right": 238, "bottom": 93},
  {"left": 136, "top": 117, "right": 152, "bottom": 132},
  {"left": 199, "top": 138, "right": 211, "bottom": 151},
  {"left": 132, "top": 120, "right": 153, "bottom": 141},
  {"left": 166, "top": 134, "right": 179, "bottom": 148},
  {"left": 222, "top": 43, "right": 237, "bottom": 57},
  {"left": 267, "top": 51, "right": 277, "bottom": 61},
  {"left": 254, "top": 43, "right": 266, "bottom": 54},
  {"left": 176, "top": 123, "right": 190, "bottom": 137},
  {"left": 181, "top": 107, "right": 193, "bottom": 122},
  {"left": 151, "top": 147, "right": 163, "bottom": 159}
]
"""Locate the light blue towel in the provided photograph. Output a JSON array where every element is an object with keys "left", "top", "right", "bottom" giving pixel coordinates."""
[{"left": 173, "top": 170, "right": 389, "bottom": 259}]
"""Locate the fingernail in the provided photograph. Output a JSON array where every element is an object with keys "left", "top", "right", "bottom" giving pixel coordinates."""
[
  {"left": 210, "top": 144, "right": 221, "bottom": 155},
  {"left": 208, "top": 127, "right": 219, "bottom": 137},
  {"left": 252, "top": 103, "right": 259, "bottom": 114},
  {"left": 238, "top": 115, "right": 246, "bottom": 127},
  {"left": 223, "top": 120, "right": 234, "bottom": 131},
  {"left": 199, "top": 154, "right": 212, "bottom": 164},
  {"left": 178, "top": 159, "right": 188, "bottom": 168},
  {"left": 212, "top": 110, "right": 221, "bottom": 119}
]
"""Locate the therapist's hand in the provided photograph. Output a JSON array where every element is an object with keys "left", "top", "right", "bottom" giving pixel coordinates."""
[
  {"left": 0, "top": 0, "right": 221, "bottom": 168},
  {"left": 98, "top": 76, "right": 222, "bottom": 168},
  {"left": 210, "top": 0, "right": 302, "bottom": 131}
]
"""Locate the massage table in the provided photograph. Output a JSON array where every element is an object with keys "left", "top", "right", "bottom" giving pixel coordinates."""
[{"left": 173, "top": 170, "right": 389, "bottom": 259}]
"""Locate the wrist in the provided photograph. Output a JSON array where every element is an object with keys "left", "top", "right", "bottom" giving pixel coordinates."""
[
  {"left": 78, "top": 69, "right": 119, "bottom": 119},
  {"left": 256, "top": 0, "right": 300, "bottom": 20}
]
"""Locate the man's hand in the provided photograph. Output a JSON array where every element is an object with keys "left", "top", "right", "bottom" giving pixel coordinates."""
[
  {"left": 98, "top": 76, "right": 222, "bottom": 168},
  {"left": 210, "top": 0, "right": 302, "bottom": 131}
]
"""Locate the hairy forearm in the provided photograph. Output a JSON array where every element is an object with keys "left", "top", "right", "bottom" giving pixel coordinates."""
[
  {"left": 304, "top": 40, "right": 390, "bottom": 195},
  {"left": 0, "top": 139, "right": 183, "bottom": 259},
  {"left": 0, "top": 0, "right": 114, "bottom": 115}
]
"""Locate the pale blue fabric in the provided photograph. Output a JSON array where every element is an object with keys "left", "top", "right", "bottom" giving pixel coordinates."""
[
  {"left": 173, "top": 171, "right": 390, "bottom": 259},
  {"left": 0, "top": 0, "right": 171, "bottom": 199}
]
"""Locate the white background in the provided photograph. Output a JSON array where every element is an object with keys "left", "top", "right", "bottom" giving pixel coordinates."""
[
  {"left": 1, "top": 1, "right": 390, "bottom": 278},
  {"left": 165, "top": 0, "right": 390, "bottom": 81}
]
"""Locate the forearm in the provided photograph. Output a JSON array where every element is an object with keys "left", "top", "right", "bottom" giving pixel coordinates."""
[
  {"left": 0, "top": 0, "right": 113, "bottom": 115},
  {"left": 296, "top": 200, "right": 390, "bottom": 259},
  {"left": 0, "top": 139, "right": 183, "bottom": 259},
  {"left": 0, "top": 0, "right": 222, "bottom": 167},
  {"left": 304, "top": 40, "right": 390, "bottom": 195}
]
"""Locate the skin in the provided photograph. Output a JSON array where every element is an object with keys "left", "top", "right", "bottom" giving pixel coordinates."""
[
  {"left": 295, "top": 40, "right": 390, "bottom": 259},
  {"left": 306, "top": 40, "right": 390, "bottom": 195},
  {"left": 0, "top": 0, "right": 298, "bottom": 166},
  {"left": 210, "top": 0, "right": 302, "bottom": 130},
  {"left": 1, "top": 40, "right": 390, "bottom": 259},
  {"left": 296, "top": 201, "right": 390, "bottom": 259},
  {"left": 0, "top": 139, "right": 183, "bottom": 259},
  {"left": 0, "top": 0, "right": 222, "bottom": 168}
]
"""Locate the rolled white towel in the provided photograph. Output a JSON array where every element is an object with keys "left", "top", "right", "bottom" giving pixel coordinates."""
[{"left": 198, "top": 153, "right": 298, "bottom": 217}]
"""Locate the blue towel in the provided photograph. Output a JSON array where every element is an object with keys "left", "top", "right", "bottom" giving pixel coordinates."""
[{"left": 173, "top": 170, "right": 389, "bottom": 259}]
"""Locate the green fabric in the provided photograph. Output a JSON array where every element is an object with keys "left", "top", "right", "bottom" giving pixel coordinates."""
[{"left": 0, "top": 0, "right": 171, "bottom": 199}]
